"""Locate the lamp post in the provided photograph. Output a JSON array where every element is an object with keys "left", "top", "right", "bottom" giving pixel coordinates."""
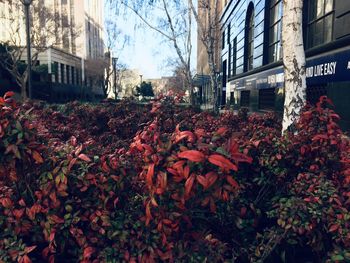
[{"left": 21, "top": 0, "right": 33, "bottom": 99}]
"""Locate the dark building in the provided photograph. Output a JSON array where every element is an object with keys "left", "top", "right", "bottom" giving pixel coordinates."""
[{"left": 220, "top": 0, "right": 350, "bottom": 130}]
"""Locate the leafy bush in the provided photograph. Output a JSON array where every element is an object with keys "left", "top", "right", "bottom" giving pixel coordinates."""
[{"left": 0, "top": 93, "right": 349, "bottom": 262}]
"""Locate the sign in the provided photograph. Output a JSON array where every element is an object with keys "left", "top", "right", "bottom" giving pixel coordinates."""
[
  {"left": 229, "top": 48, "right": 350, "bottom": 90},
  {"left": 306, "top": 49, "right": 350, "bottom": 85}
]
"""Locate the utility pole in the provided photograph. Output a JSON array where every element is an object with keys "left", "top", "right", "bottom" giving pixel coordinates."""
[{"left": 21, "top": 0, "right": 33, "bottom": 99}]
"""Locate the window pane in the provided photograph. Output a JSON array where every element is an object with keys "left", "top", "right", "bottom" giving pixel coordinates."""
[
  {"left": 269, "top": 22, "right": 280, "bottom": 43},
  {"left": 325, "top": 0, "right": 333, "bottom": 13},
  {"left": 268, "top": 44, "right": 280, "bottom": 62},
  {"left": 315, "top": 19, "right": 324, "bottom": 46},
  {"left": 270, "top": 5, "right": 279, "bottom": 25},
  {"left": 316, "top": 0, "right": 324, "bottom": 18},
  {"left": 324, "top": 14, "right": 333, "bottom": 42}
]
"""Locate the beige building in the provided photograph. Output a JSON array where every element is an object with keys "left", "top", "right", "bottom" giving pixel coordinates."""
[
  {"left": 0, "top": 0, "right": 106, "bottom": 99},
  {"left": 195, "top": 0, "right": 227, "bottom": 107},
  {"left": 109, "top": 69, "right": 141, "bottom": 99},
  {"left": 146, "top": 76, "right": 173, "bottom": 95}
]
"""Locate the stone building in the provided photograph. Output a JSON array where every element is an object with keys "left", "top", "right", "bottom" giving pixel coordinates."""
[{"left": 0, "top": 0, "right": 106, "bottom": 100}]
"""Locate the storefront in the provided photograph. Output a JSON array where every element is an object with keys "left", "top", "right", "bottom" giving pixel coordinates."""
[{"left": 220, "top": 0, "right": 350, "bottom": 130}]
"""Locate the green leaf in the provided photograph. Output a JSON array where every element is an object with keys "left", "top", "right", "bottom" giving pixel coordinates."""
[
  {"left": 215, "top": 147, "right": 229, "bottom": 157},
  {"left": 331, "top": 255, "right": 344, "bottom": 261}
]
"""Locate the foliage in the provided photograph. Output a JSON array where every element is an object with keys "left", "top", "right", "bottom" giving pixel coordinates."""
[
  {"left": 0, "top": 93, "right": 349, "bottom": 262},
  {"left": 136, "top": 81, "right": 154, "bottom": 97}
]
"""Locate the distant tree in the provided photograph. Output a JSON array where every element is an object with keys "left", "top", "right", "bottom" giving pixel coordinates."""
[
  {"left": 281, "top": 0, "right": 306, "bottom": 133},
  {"left": 0, "top": 1, "right": 79, "bottom": 99},
  {"left": 112, "top": 61, "right": 127, "bottom": 99},
  {"left": 136, "top": 81, "right": 154, "bottom": 97},
  {"left": 104, "top": 2, "right": 130, "bottom": 98},
  {"left": 166, "top": 64, "right": 187, "bottom": 93},
  {"left": 116, "top": 0, "right": 195, "bottom": 104}
]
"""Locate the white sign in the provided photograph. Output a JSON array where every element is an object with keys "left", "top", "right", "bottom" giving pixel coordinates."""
[{"left": 306, "top": 62, "right": 337, "bottom": 78}]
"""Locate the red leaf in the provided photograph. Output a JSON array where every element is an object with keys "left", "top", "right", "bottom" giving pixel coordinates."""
[
  {"left": 253, "top": 140, "right": 260, "bottom": 147},
  {"left": 175, "top": 131, "right": 196, "bottom": 143},
  {"left": 227, "top": 138, "right": 239, "bottom": 155},
  {"left": 178, "top": 150, "right": 205, "bottom": 162},
  {"left": 49, "top": 229, "right": 56, "bottom": 242},
  {"left": 231, "top": 153, "right": 253, "bottom": 164},
  {"left": 22, "top": 255, "right": 31, "bottom": 263},
  {"left": 19, "top": 199, "right": 26, "bottom": 206},
  {"left": 145, "top": 201, "right": 152, "bottom": 226},
  {"left": 24, "top": 245, "right": 37, "bottom": 254},
  {"left": 183, "top": 165, "right": 190, "bottom": 179},
  {"left": 146, "top": 163, "right": 155, "bottom": 187},
  {"left": 216, "top": 126, "right": 228, "bottom": 135},
  {"left": 83, "top": 247, "right": 95, "bottom": 259},
  {"left": 312, "top": 134, "right": 328, "bottom": 141},
  {"left": 102, "top": 161, "right": 111, "bottom": 173},
  {"left": 167, "top": 167, "right": 178, "bottom": 176},
  {"left": 227, "top": 176, "right": 239, "bottom": 188},
  {"left": 196, "top": 175, "right": 207, "bottom": 189},
  {"left": 70, "top": 136, "right": 77, "bottom": 147},
  {"left": 32, "top": 151, "right": 44, "bottom": 164},
  {"left": 13, "top": 208, "right": 25, "bottom": 219},
  {"left": 0, "top": 197, "right": 13, "bottom": 208},
  {"left": 205, "top": 172, "right": 218, "bottom": 188},
  {"left": 78, "top": 154, "right": 91, "bottom": 163},
  {"left": 208, "top": 154, "right": 238, "bottom": 171},
  {"left": 67, "top": 158, "right": 77, "bottom": 171},
  {"left": 185, "top": 174, "right": 195, "bottom": 196},
  {"left": 4, "top": 91, "right": 15, "bottom": 99},
  {"left": 50, "top": 215, "right": 64, "bottom": 224},
  {"left": 329, "top": 224, "right": 339, "bottom": 233}
]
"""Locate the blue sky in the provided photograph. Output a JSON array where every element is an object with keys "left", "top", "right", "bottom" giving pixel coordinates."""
[{"left": 105, "top": 2, "right": 197, "bottom": 79}]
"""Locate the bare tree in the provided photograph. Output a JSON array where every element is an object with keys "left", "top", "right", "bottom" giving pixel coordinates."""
[
  {"left": 103, "top": 14, "right": 129, "bottom": 98},
  {"left": 0, "top": 1, "right": 79, "bottom": 99},
  {"left": 167, "top": 62, "right": 188, "bottom": 94},
  {"left": 116, "top": 0, "right": 195, "bottom": 104},
  {"left": 281, "top": 0, "right": 306, "bottom": 133},
  {"left": 189, "top": 0, "right": 221, "bottom": 112}
]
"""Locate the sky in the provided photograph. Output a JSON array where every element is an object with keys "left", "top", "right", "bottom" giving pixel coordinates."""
[{"left": 105, "top": 2, "right": 197, "bottom": 79}]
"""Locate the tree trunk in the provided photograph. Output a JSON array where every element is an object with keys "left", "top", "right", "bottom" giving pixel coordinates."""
[
  {"left": 281, "top": 0, "right": 306, "bottom": 133},
  {"left": 20, "top": 79, "right": 27, "bottom": 100}
]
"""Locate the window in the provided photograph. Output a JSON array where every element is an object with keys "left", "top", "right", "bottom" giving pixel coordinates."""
[
  {"left": 230, "top": 37, "right": 237, "bottom": 77},
  {"left": 222, "top": 29, "right": 226, "bottom": 49},
  {"left": 244, "top": 4, "right": 255, "bottom": 71},
  {"left": 66, "top": 65, "right": 70, "bottom": 84},
  {"left": 259, "top": 88, "right": 275, "bottom": 110},
  {"left": 227, "top": 23, "right": 231, "bottom": 45},
  {"left": 240, "top": 90, "right": 250, "bottom": 107},
  {"left": 306, "top": 0, "right": 334, "bottom": 48},
  {"left": 268, "top": 0, "right": 283, "bottom": 62},
  {"left": 60, "top": 64, "right": 65, "bottom": 84},
  {"left": 71, "top": 66, "right": 75, "bottom": 85},
  {"left": 53, "top": 62, "right": 58, "bottom": 82}
]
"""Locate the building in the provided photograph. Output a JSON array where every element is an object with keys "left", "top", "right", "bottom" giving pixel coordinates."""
[
  {"left": 194, "top": 0, "right": 225, "bottom": 109},
  {"left": 108, "top": 69, "right": 141, "bottom": 99},
  {"left": 219, "top": 0, "right": 350, "bottom": 129},
  {"left": 146, "top": 76, "right": 174, "bottom": 95},
  {"left": 0, "top": 0, "right": 106, "bottom": 100}
]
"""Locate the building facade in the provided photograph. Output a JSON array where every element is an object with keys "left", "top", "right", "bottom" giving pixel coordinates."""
[
  {"left": 220, "top": 0, "right": 350, "bottom": 129},
  {"left": 0, "top": 0, "right": 106, "bottom": 100},
  {"left": 194, "top": 0, "right": 225, "bottom": 109}
]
